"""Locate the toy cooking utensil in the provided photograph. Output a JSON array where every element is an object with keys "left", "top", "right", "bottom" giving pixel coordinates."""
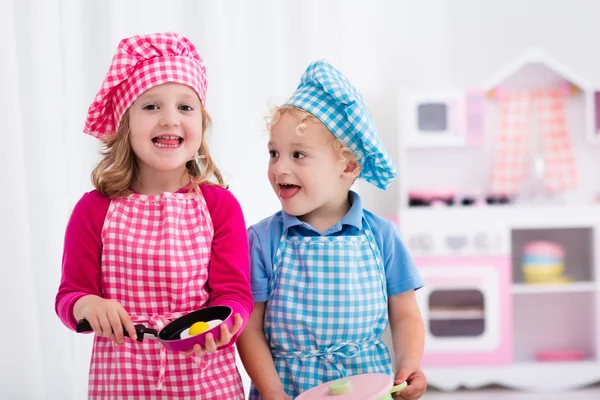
[
  {"left": 76, "top": 305, "right": 233, "bottom": 352},
  {"left": 295, "top": 373, "right": 407, "bottom": 400}
]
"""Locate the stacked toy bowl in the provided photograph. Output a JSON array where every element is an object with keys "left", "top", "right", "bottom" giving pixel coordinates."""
[{"left": 521, "top": 241, "right": 570, "bottom": 284}]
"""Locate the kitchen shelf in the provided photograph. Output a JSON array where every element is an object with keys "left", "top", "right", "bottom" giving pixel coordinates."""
[{"left": 512, "top": 282, "right": 596, "bottom": 294}]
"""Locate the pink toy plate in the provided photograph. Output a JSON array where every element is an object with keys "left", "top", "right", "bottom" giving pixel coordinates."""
[
  {"left": 296, "top": 373, "right": 406, "bottom": 400},
  {"left": 522, "top": 241, "right": 565, "bottom": 259}
]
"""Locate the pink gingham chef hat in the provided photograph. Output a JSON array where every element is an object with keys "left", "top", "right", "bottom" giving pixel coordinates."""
[{"left": 84, "top": 32, "right": 207, "bottom": 139}]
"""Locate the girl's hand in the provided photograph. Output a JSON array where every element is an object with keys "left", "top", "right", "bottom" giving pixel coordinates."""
[
  {"left": 393, "top": 360, "right": 427, "bottom": 399},
  {"left": 74, "top": 295, "right": 137, "bottom": 346},
  {"left": 181, "top": 313, "right": 243, "bottom": 357}
]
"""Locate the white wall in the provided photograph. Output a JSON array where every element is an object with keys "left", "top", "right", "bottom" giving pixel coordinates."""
[{"left": 447, "top": 0, "right": 600, "bottom": 89}]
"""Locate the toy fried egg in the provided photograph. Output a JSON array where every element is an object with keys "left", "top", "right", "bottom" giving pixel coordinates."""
[{"left": 179, "top": 319, "right": 223, "bottom": 340}]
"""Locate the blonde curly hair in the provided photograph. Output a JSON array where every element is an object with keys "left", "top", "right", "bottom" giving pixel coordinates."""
[{"left": 267, "top": 105, "right": 361, "bottom": 175}]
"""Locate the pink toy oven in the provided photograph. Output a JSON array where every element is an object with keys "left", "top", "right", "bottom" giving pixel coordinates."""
[{"left": 415, "top": 256, "right": 512, "bottom": 366}]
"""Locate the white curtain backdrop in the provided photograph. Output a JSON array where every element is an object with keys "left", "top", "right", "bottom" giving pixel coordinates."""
[
  {"left": 3, "top": 0, "right": 600, "bottom": 398},
  {"left": 0, "top": 1, "right": 423, "bottom": 397}
]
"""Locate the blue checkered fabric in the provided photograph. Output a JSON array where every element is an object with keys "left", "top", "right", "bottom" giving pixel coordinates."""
[
  {"left": 248, "top": 220, "right": 392, "bottom": 399},
  {"left": 284, "top": 60, "right": 397, "bottom": 190}
]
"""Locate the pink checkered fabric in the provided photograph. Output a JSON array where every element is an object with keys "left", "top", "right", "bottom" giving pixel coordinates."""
[
  {"left": 535, "top": 90, "right": 578, "bottom": 192},
  {"left": 490, "top": 89, "right": 577, "bottom": 196},
  {"left": 87, "top": 189, "right": 244, "bottom": 399},
  {"left": 84, "top": 32, "right": 208, "bottom": 139}
]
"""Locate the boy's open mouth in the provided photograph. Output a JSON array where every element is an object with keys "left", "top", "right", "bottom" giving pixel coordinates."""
[{"left": 279, "top": 183, "right": 300, "bottom": 200}]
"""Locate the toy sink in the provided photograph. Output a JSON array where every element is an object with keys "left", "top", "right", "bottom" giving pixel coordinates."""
[{"left": 295, "top": 373, "right": 407, "bottom": 400}]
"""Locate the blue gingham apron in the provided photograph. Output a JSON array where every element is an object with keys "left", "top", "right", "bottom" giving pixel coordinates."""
[{"left": 249, "top": 219, "right": 391, "bottom": 399}]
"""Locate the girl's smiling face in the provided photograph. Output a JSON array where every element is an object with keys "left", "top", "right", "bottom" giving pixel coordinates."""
[{"left": 128, "top": 83, "right": 203, "bottom": 180}]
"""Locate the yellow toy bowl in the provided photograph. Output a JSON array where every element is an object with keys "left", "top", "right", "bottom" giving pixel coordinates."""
[
  {"left": 525, "top": 275, "right": 572, "bottom": 285},
  {"left": 522, "top": 264, "right": 564, "bottom": 278}
]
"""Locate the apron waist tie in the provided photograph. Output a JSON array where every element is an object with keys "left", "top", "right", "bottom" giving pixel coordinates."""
[
  {"left": 131, "top": 312, "right": 185, "bottom": 390},
  {"left": 271, "top": 337, "right": 383, "bottom": 364}
]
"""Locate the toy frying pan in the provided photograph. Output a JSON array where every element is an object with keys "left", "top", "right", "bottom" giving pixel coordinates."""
[
  {"left": 76, "top": 305, "right": 233, "bottom": 352},
  {"left": 296, "top": 373, "right": 407, "bottom": 400}
]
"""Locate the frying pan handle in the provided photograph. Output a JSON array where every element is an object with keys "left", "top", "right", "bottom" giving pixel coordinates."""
[{"left": 76, "top": 319, "right": 146, "bottom": 342}]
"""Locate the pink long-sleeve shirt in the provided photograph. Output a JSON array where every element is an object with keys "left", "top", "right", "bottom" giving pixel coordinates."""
[{"left": 55, "top": 184, "right": 253, "bottom": 344}]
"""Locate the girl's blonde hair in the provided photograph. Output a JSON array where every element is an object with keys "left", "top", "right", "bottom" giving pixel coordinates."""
[
  {"left": 268, "top": 105, "right": 361, "bottom": 174},
  {"left": 91, "top": 105, "right": 226, "bottom": 198}
]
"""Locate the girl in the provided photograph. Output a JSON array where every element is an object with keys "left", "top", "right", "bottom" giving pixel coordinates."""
[
  {"left": 55, "top": 32, "right": 253, "bottom": 399},
  {"left": 237, "top": 60, "right": 427, "bottom": 399}
]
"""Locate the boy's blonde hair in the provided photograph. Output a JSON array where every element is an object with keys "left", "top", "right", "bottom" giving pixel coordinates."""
[
  {"left": 91, "top": 105, "right": 226, "bottom": 198},
  {"left": 268, "top": 105, "right": 361, "bottom": 175}
]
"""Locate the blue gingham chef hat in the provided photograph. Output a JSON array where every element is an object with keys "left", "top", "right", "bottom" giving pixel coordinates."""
[{"left": 284, "top": 60, "right": 397, "bottom": 190}]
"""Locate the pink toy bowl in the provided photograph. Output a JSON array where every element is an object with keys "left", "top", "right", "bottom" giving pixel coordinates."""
[
  {"left": 76, "top": 305, "right": 234, "bottom": 352},
  {"left": 522, "top": 241, "right": 565, "bottom": 259},
  {"left": 296, "top": 373, "right": 407, "bottom": 400}
]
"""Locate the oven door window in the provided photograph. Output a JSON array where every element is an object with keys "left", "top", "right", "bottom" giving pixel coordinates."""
[{"left": 428, "top": 289, "right": 485, "bottom": 337}]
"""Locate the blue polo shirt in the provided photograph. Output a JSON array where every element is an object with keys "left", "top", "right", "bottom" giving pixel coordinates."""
[{"left": 248, "top": 191, "right": 423, "bottom": 303}]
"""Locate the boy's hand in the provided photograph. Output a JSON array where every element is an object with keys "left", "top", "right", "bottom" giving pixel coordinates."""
[
  {"left": 393, "top": 360, "right": 427, "bottom": 399},
  {"left": 181, "top": 313, "right": 243, "bottom": 356},
  {"left": 262, "top": 391, "right": 290, "bottom": 400},
  {"left": 75, "top": 295, "right": 137, "bottom": 346}
]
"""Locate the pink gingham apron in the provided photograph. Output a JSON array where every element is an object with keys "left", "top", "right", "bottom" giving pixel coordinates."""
[
  {"left": 87, "top": 188, "right": 245, "bottom": 399},
  {"left": 490, "top": 89, "right": 577, "bottom": 196}
]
